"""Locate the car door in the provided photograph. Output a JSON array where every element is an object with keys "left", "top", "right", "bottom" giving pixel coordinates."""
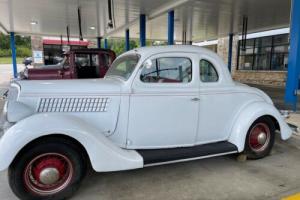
[
  {"left": 127, "top": 53, "right": 200, "bottom": 149},
  {"left": 61, "top": 55, "right": 72, "bottom": 79},
  {"left": 196, "top": 56, "right": 242, "bottom": 144}
]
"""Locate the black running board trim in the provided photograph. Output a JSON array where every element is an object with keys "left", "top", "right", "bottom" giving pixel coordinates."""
[{"left": 137, "top": 141, "right": 237, "bottom": 165}]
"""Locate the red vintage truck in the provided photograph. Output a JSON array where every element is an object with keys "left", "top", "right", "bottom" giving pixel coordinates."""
[{"left": 22, "top": 48, "right": 116, "bottom": 80}]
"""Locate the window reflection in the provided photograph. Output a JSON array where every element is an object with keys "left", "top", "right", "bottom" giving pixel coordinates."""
[{"left": 238, "top": 34, "right": 289, "bottom": 71}]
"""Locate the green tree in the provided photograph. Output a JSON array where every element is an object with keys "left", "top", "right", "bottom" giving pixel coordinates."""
[
  {"left": 0, "top": 33, "right": 31, "bottom": 57},
  {"left": 0, "top": 33, "right": 10, "bottom": 49},
  {"left": 105, "top": 38, "right": 166, "bottom": 56}
]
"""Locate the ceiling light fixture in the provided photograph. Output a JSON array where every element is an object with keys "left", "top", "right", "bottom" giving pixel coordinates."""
[
  {"left": 30, "top": 21, "right": 38, "bottom": 25},
  {"left": 89, "top": 26, "right": 96, "bottom": 30}
]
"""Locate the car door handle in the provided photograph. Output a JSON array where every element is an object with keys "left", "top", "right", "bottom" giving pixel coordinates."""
[{"left": 191, "top": 98, "right": 200, "bottom": 101}]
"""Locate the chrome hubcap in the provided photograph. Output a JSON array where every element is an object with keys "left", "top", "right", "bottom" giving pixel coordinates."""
[
  {"left": 249, "top": 122, "right": 271, "bottom": 153},
  {"left": 39, "top": 168, "right": 60, "bottom": 185},
  {"left": 257, "top": 132, "right": 267, "bottom": 145}
]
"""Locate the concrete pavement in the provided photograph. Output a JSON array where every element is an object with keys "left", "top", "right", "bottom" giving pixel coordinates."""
[
  {"left": 1, "top": 135, "right": 300, "bottom": 200},
  {"left": 0, "top": 64, "right": 24, "bottom": 85}
]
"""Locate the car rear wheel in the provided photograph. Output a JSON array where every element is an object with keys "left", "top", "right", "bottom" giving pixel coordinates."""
[
  {"left": 244, "top": 116, "right": 275, "bottom": 159},
  {"left": 8, "top": 137, "right": 86, "bottom": 200}
]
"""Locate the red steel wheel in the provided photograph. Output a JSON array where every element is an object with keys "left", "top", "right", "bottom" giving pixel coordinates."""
[
  {"left": 9, "top": 137, "right": 86, "bottom": 200},
  {"left": 23, "top": 153, "right": 74, "bottom": 196},
  {"left": 248, "top": 122, "right": 271, "bottom": 153},
  {"left": 244, "top": 116, "right": 275, "bottom": 159}
]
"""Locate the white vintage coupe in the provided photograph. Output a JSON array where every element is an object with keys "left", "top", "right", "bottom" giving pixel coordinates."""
[{"left": 0, "top": 45, "right": 292, "bottom": 200}]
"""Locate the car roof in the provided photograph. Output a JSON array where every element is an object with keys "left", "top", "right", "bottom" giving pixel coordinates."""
[
  {"left": 126, "top": 45, "right": 216, "bottom": 56},
  {"left": 122, "top": 45, "right": 234, "bottom": 86}
]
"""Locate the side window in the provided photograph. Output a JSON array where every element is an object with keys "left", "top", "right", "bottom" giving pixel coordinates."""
[
  {"left": 200, "top": 59, "right": 219, "bottom": 82},
  {"left": 75, "top": 54, "right": 99, "bottom": 68},
  {"left": 75, "top": 54, "right": 91, "bottom": 68},
  {"left": 140, "top": 57, "right": 192, "bottom": 83},
  {"left": 100, "top": 53, "right": 110, "bottom": 66},
  {"left": 91, "top": 54, "right": 99, "bottom": 67}
]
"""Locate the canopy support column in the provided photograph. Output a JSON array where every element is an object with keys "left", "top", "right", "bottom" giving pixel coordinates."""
[
  {"left": 228, "top": 33, "right": 233, "bottom": 72},
  {"left": 285, "top": 0, "right": 300, "bottom": 110},
  {"left": 140, "top": 14, "right": 146, "bottom": 47},
  {"left": 97, "top": 37, "right": 102, "bottom": 48},
  {"left": 125, "top": 29, "right": 130, "bottom": 51},
  {"left": 168, "top": 10, "right": 175, "bottom": 45},
  {"left": 104, "top": 38, "right": 108, "bottom": 49},
  {"left": 10, "top": 32, "right": 17, "bottom": 78}
]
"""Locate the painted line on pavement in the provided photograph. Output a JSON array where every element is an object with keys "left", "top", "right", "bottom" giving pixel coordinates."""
[{"left": 282, "top": 193, "right": 300, "bottom": 200}]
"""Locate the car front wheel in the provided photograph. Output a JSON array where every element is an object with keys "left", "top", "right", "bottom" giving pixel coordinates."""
[
  {"left": 8, "top": 137, "right": 86, "bottom": 200},
  {"left": 244, "top": 116, "right": 275, "bottom": 159}
]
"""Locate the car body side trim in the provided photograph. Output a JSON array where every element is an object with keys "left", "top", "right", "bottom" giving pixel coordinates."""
[
  {"left": 138, "top": 141, "right": 237, "bottom": 165},
  {"left": 144, "top": 151, "right": 237, "bottom": 167}
]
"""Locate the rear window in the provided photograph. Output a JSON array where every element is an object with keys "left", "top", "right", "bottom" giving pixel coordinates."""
[{"left": 75, "top": 54, "right": 99, "bottom": 68}]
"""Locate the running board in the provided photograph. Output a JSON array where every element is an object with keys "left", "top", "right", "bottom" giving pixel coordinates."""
[{"left": 137, "top": 141, "right": 238, "bottom": 166}]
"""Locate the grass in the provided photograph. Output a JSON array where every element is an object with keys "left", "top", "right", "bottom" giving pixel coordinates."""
[{"left": 0, "top": 57, "right": 23, "bottom": 64}]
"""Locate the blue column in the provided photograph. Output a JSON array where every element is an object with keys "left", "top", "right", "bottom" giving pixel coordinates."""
[
  {"left": 139, "top": 14, "right": 146, "bottom": 47},
  {"left": 168, "top": 10, "right": 175, "bottom": 45},
  {"left": 125, "top": 29, "right": 130, "bottom": 51},
  {"left": 227, "top": 33, "right": 233, "bottom": 72},
  {"left": 104, "top": 38, "right": 108, "bottom": 49},
  {"left": 285, "top": 0, "right": 300, "bottom": 110},
  {"left": 97, "top": 37, "right": 102, "bottom": 48},
  {"left": 10, "top": 32, "right": 17, "bottom": 78}
]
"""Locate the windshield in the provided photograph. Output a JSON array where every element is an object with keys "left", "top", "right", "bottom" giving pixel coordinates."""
[{"left": 105, "top": 54, "right": 140, "bottom": 80}]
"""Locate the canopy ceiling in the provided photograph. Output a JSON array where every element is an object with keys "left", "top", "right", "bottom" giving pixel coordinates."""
[{"left": 0, "top": 0, "right": 291, "bottom": 42}]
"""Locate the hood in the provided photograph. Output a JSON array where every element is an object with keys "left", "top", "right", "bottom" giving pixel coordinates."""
[{"left": 17, "top": 78, "right": 122, "bottom": 96}]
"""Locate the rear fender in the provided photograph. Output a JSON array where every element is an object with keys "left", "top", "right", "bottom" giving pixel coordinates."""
[
  {"left": 0, "top": 113, "right": 143, "bottom": 172},
  {"left": 228, "top": 101, "right": 292, "bottom": 152}
]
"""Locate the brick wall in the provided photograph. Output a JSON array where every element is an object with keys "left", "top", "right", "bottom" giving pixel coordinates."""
[{"left": 232, "top": 71, "right": 287, "bottom": 87}]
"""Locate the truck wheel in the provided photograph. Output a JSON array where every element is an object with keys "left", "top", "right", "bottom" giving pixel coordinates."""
[
  {"left": 244, "top": 116, "right": 275, "bottom": 159},
  {"left": 8, "top": 138, "right": 86, "bottom": 200}
]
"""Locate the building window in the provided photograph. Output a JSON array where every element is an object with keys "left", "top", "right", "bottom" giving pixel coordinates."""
[
  {"left": 140, "top": 57, "right": 192, "bottom": 83},
  {"left": 237, "top": 34, "right": 289, "bottom": 71}
]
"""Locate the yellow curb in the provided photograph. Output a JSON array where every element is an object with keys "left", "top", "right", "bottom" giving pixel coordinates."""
[{"left": 282, "top": 193, "right": 300, "bottom": 200}]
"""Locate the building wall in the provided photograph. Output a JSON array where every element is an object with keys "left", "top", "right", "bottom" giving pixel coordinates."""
[
  {"left": 217, "top": 35, "right": 239, "bottom": 77},
  {"left": 31, "top": 36, "right": 44, "bottom": 66},
  {"left": 216, "top": 35, "right": 287, "bottom": 87},
  {"left": 233, "top": 70, "right": 287, "bottom": 87}
]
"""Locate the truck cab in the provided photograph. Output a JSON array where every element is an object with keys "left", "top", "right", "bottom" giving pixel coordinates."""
[{"left": 22, "top": 48, "right": 116, "bottom": 80}]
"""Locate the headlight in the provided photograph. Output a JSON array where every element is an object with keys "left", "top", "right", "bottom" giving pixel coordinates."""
[
  {"left": 2, "top": 101, "right": 8, "bottom": 120},
  {"left": 6, "top": 83, "right": 20, "bottom": 101}
]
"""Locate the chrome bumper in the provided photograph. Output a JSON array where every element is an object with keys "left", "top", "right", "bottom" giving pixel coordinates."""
[
  {"left": 287, "top": 123, "right": 299, "bottom": 133},
  {"left": 280, "top": 110, "right": 290, "bottom": 119},
  {"left": 279, "top": 110, "right": 299, "bottom": 134}
]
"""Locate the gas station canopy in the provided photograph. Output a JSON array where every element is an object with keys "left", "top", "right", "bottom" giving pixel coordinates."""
[{"left": 0, "top": 0, "right": 291, "bottom": 42}]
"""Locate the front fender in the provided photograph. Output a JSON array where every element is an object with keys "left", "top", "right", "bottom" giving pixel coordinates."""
[
  {"left": 228, "top": 101, "right": 292, "bottom": 152},
  {"left": 0, "top": 113, "right": 143, "bottom": 172}
]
